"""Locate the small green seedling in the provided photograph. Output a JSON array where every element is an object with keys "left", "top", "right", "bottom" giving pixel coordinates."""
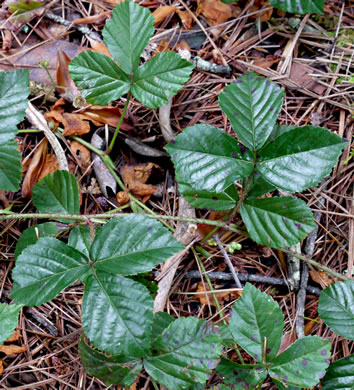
[{"left": 166, "top": 72, "right": 347, "bottom": 249}]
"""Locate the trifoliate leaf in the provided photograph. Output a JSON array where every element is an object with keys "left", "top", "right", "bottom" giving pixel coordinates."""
[
  {"left": 240, "top": 197, "right": 316, "bottom": 248},
  {"left": 68, "top": 225, "right": 91, "bottom": 258}
]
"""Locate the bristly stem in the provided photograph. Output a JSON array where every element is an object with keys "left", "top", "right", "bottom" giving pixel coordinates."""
[{"left": 107, "top": 92, "right": 131, "bottom": 154}]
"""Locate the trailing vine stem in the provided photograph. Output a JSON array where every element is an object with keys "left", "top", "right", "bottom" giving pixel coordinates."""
[{"left": 0, "top": 211, "right": 348, "bottom": 281}]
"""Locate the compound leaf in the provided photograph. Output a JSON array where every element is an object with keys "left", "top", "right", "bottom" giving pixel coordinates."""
[
  {"left": 179, "top": 180, "right": 238, "bottom": 211},
  {"left": 0, "top": 140, "right": 22, "bottom": 192},
  {"left": 241, "top": 197, "right": 315, "bottom": 248},
  {"left": 68, "top": 50, "right": 130, "bottom": 106},
  {"left": 0, "top": 303, "right": 22, "bottom": 345},
  {"left": 91, "top": 215, "right": 184, "bottom": 275},
  {"left": 103, "top": 0, "right": 155, "bottom": 75},
  {"left": 229, "top": 283, "right": 284, "bottom": 362},
  {"left": 321, "top": 354, "right": 354, "bottom": 390},
  {"left": 318, "top": 280, "right": 354, "bottom": 340},
  {"left": 82, "top": 272, "right": 153, "bottom": 357},
  {"left": 15, "top": 222, "right": 59, "bottom": 258},
  {"left": 269, "top": 336, "right": 331, "bottom": 387},
  {"left": 68, "top": 225, "right": 91, "bottom": 258},
  {"left": 0, "top": 69, "right": 29, "bottom": 144},
  {"left": 132, "top": 51, "right": 193, "bottom": 109},
  {"left": 144, "top": 317, "right": 222, "bottom": 390},
  {"left": 216, "top": 358, "right": 267, "bottom": 389},
  {"left": 258, "top": 126, "right": 346, "bottom": 193},
  {"left": 247, "top": 173, "right": 276, "bottom": 198},
  {"left": 10, "top": 237, "right": 90, "bottom": 306},
  {"left": 32, "top": 171, "right": 80, "bottom": 223},
  {"left": 269, "top": 0, "right": 324, "bottom": 14},
  {"left": 165, "top": 124, "right": 254, "bottom": 192},
  {"left": 151, "top": 312, "right": 175, "bottom": 342},
  {"left": 79, "top": 334, "right": 142, "bottom": 387},
  {"left": 218, "top": 72, "right": 284, "bottom": 151}
]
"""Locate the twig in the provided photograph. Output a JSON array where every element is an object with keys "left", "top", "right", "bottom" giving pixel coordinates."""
[
  {"left": 183, "top": 271, "right": 321, "bottom": 296},
  {"left": 192, "top": 57, "right": 232, "bottom": 76},
  {"left": 214, "top": 235, "right": 242, "bottom": 289}
]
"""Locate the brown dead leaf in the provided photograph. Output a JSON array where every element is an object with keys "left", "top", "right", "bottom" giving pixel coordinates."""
[
  {"left": 278, "top": 329, "right": 296, "bottom": 354},
  {"left": 87, "top": 37, "right": 111, "bottom": 57},
  {"left": 117, "top": 190, "right": 130, "bottom": 205},
  {"left": 152, "top": 5, "right": 176, "bottom": 25},
  {"left": 289, "top": 63, "right": 327, "bottom": 95},
  {"left": 72, "top": 11, "right": 111, "bottom": 25},
  {"left": 80, "top": 106, "right": 133, "bottom": 130},
  {"left": 249, "top": 0, "right": 273, "bottom": 22},
  {"left": 38, "top": 154, "right": 60, "bottom": 181},
  {"left": 119, "top": 163, "right": 160, "bottom": 203},
  {"left": 0, "top": 344, "right": 26, "bottom": 355},
  {"left": 305, "top": 317, "right": 317, "bottom": 335},
  {"left": 102, "top": 0, "right": 125, "bottom": 4},
  {"left": 70, "top": 141, "right": 91, "bottom": 172},
  {"left": 56, "top": 50, "right": 80, "bottom": 100},
  {"left": 2, "top": 30, "right": 12, "bottom": 50},
  {"left": 176, "top": 9, "right": 194, "bottom": 29},
  {"left": 0, "top": 190, "right": 10, "bottom": 208},
  {"left": 197, "top": 210, "right": 229, "bottom": 238},
  {"left": 6, "top": 331, "right": 21, "bottom": 343},
  {"left": 195, "top": 283, "right": 242, "bottom": 307},
  {"left": 0, "top": 360, "right": 3, "bottom": 376},
  {"left": 61, "top": 113, "right": 91, "bottom": 136},
  {"left": 197, "top": 0, "right": 239, "bottom": 26},
  {"left": 253, "top": 54, "right": 279, "bottom": 69},
  {"left": 309, "top": 270, "right": 335, "bottom": 289}
]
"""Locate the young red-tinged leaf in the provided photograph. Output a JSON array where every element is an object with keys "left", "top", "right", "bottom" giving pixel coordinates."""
[{"left": 228, "top": 283, "right": 284, "bottom": 362}]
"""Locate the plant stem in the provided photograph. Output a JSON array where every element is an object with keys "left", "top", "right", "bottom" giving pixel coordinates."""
[{"left": 107, "top": 93, "right": 131, "bottom": 154}]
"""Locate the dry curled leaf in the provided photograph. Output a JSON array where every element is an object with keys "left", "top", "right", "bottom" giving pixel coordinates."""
[
  {"left": 6, "top": 331, "right": 21, "bottom": 343},
  {"left": 56, "top": 50, "right": 80, "bottom": 101},
  {"left": 70, "top": 141, "right": 91, "bottom": 172},
  {"left": 87, "top": 37, "right": 111, "bottom": 57},
  {"left": 195, "top": 282, "right": 241, "bottom": 307},
  {"left": 0, "top": 344, "right": 26, "bottom": 355},
  {"left": 152, "top": 5, "right": 176, "bottom": 25},
  {"left": 197, "top": 0, "right": 239, "bottom": 26},
  {"left": 176, "top": 9, "right": 194, "bottom": 29},
  {"left": 249, "top": 0, "right": 273, "bottom": 22},
  {"left": 80, "top": 105, "right": 133, "bottom": 129},
  {"left": 309, "top": 270, "right": 335, "bottom": 289}
]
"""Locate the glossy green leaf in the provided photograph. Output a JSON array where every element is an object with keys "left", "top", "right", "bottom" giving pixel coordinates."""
[
  {"left": 10, "top": 237, "right": 90, "bottom": 306},
  {"left": 269, "top": 336, "right": 331, "bottom": 387},
  {"left": 179, "top": 180, "right": 238, "bottom": 210},
  {"left": 264, "top": 124, "right": 297, "bottom": 146},
  {"left": 144, "top": 317, "right": 222, "bottom": 390},
  {"left": 218, "top": 72, "right": 284, "bottom": 151},
  {"left": 15, "top": 222, "right": 59, "bottom": 258},
  {"left": 322, "top": 354, "right": 354, "bottom": 390},
  {"left": 68, "top": 50, "right": 130, "bottom": 106},
  {"left": 91, "top": 215, "right": 184, "bottom": 275},
  {"left": 247, "top": 172, "right": 276, "bottom": 198},
  {"left": 32, "top": 171, "right": 80, "bottom": 223},
  {"left": 0, "top": 140, "right": 22, "bottom": 191},
  {"left": 258, "top": 126, "right": 346, "bottom": 193},
  {"left": 0, "top": 69, "right": 29, "bottom": 144},
  {"left": 219, "top": 323, "right": 234, "bottom": 347},
  {"left": 269, "top": 0, "right": 324, "bottom": 14},
  {"left": 318, "top": 280, "right": 354, "bottom": 340},
  {"left": 165, "top": 124, "right": 254, "bottom": 192},
  {"left": 68, "top": 225, "right": 91, "bottom": 258},
  {"left": 79, "top": 334, "right": 142, "bottom": 387},
  {"left": 0, "top": 303, "right": 22, "bottom": 344},
  {"left": 151, "top": 312, "right": 175, "bottom": 342},
  {"left": 103, "top": 0, "right": 154, "bottom": 75},
  {"left": 216, "top": 358, "right": 267, "bottom": 389},
  {"left": 229, "top": 283, "right": 284, "bottom": 361},
  {"left": 132, "top": 52, "right": 193, "bottom": 109},
  {"left": 272, "top": 379, "right": 301, "bottom": 390},
  {"left": 82, "top": 272, "right": 153, "bottom": 357},
  {"left": 241, "top": 197, "right": 316, "bottom": 248}
]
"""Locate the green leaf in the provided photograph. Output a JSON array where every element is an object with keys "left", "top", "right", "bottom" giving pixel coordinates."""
[
  {"left": 269, "top": 336, "right": 331, "bottom": 387},
  {"left": 79, "top": 334, "right": 142, "bottom": 387},
  {"left": 258, "top": 126, "right": 346, "bottom": 193},
  {"left": 0, "top": 303, "right": 22, "bottom": 345},
  {"left": 272, "top": 378, "right": 301, "bottom": 390},
  {"left": 68, "top": 225, "right": 91, "bottom": 258},
  {"left": 103, "top": 0, "right": 155, "bottom": 75},
  {"left": 0, "top": 69, "right": 29, "bottom": 144},
  {"left": 179, "top": 180, "right": 238, "bottom": 211},
  {"left": 91, "top": 215, "right": 184, "bottom": 275},
  {"left": 15, "top": 222, "right": 59, "bottom": 258},
  {"left": 241, "top": 197, "right": 315, "bottom": 248},
  {"left": 269, "top": 0, "right": 324, "bottom": 14},
  {"left": 264, "top": 124, "right": 297, "bottom": 146},
  {"left": 32, "top": 171, "right": 80, "bottom": 223},
  {"left": 68, "top": 50, "right": 130, "bottom": 106},
  {"left": 10, "top": 237, "right": 90, "bottom": 306},
  {"left": 151, "top": 312, "right": 175, "bottom": 341},
  {"left": 165, "top": 124, "right": 254, "bottom": 192},
  {"left": 144, "top": 317, "right": 223, "bottom": 390},
  {"left": 229, "top": 283, "right": 284, "bottom": 361},
  {"left": 132, "top": 52, "right": 193, "bottom": 109},
  {"left": 322, "top": 354, "right": 354, "bottom": 390},
  {"left": 247, "top": 172, "right": 276, "bottom": 198},
  {"left": 318, "top": 280, "right": 354, "bottom": 340},
  {"left": 218, "top": 72, "right": 284, "bottom": 151},
  {"left": 82, "top": 272, "right": 153, "bottom": 357},
  {"left": 0, "top": 140, "right": 22, "bottom": 191},
  {"left": 219, "top": 323, "right": 235, "bottom": 347},
  {"left": 216, "top": 358, "right": 267, "bottom": 389}
]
